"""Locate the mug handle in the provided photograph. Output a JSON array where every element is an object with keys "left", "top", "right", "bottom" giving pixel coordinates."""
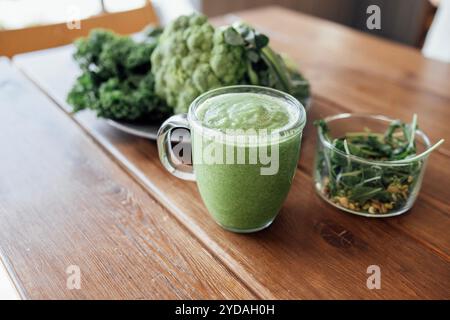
[{"left": 157, "top": 114, "right": 195, "bottom": 181}]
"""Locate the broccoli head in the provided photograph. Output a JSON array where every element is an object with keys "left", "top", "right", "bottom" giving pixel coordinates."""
[{"left": 151, "top": 14, "right": 247, "bottom": 114}]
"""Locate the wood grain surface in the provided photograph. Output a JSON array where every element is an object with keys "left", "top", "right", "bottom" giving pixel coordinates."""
[
  {"left": 7, "top": 6, "right": 450, "bottom": 299},
  {"left": 0, "top": 59, "right": 254, "bottom": 299}
]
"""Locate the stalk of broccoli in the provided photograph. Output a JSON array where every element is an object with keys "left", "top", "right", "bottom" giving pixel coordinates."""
[
  {"left": 150, "top": 14, "right": 248, "bottom": 114},
  {"left": 151, "top": 15, "right": 310, "bottom": 114}
]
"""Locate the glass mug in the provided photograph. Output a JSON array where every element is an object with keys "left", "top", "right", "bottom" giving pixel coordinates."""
[{"left": 157, "top": 85, "right": 306, "bottom": 233}]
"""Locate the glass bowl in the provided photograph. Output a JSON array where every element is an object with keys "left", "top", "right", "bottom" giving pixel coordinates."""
[{"left": 314, "top": 113, "right": 431, "bottom": 218}]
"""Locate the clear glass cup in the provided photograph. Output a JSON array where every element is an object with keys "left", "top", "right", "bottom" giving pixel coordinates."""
[
  {"left": 314, "top": 113, "right": 431, "bottom": 217},
  {"left": 157, "top": 85, "right": 306, "bottom": 232}
]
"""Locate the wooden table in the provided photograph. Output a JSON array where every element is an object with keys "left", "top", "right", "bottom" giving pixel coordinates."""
[{"left": 1, "top": 6, "right": 449, "bottom": 299}]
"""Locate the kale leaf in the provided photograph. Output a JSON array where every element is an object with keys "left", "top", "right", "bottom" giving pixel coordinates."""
[{"left": 67, "top": 28, "right": 169, "bottom": 121}]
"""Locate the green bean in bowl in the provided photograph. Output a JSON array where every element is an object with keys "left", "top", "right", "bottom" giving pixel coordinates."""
[{"left": 314, "top": 113, "right": 444, "bottom": 217}]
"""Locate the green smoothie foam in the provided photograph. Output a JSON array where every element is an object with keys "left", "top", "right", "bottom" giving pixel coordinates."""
[
  {"left": 196, "top": 93, "right": 293, "bottom": 131},
  {"left": 192, "top": 92, "right": 302, "bottom": 232}
]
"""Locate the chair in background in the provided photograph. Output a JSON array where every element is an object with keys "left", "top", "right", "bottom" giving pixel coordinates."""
[{"left": 0, "top": 2, "right": 158, "bottom": 57}]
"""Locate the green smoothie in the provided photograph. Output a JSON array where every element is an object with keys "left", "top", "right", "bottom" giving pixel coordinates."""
[
  {"left": 197, "top": 93, "right": 292, "bottom": 130},
  {"left": 192, "top": 92, "right": 303, "bottom": 232}
]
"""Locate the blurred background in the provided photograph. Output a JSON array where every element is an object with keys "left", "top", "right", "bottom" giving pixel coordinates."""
[{"left": 0, "top": 0, "right": 448, "bottom": 61}]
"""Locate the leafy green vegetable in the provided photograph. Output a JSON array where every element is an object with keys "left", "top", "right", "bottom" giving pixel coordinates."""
[
  {"left": 68, "top": 16, "right": 311, "bottom": 121},
  {"left": 67, "top": 28, "right": 169, "bottom": 121},
  {"left": 229, "top": 22, "right": 310, "bottom": 107},
  {"left": 314, "top": 115, "right": 443, "bottom": 214}
]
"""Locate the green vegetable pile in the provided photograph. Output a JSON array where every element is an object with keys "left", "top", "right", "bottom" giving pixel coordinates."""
[
  {"left": 315, "top": 115, "right": 443, "bottom": 215},
  {"left": 67, "top": 28, "right": 170, "bottom": 121},
  {"left": 67, "top": 13, "right": 310, "bottom": 121}
]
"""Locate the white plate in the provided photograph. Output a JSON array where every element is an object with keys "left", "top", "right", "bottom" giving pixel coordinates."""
[
  {"left": 106, "top": 119, "right": 192, "bottom": 143},
  {"left": 106, "top": 119, "right": 161, "bottom": 140},
  {"left": 106, "top": 97, "right": 312, "bottom": 140}
]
